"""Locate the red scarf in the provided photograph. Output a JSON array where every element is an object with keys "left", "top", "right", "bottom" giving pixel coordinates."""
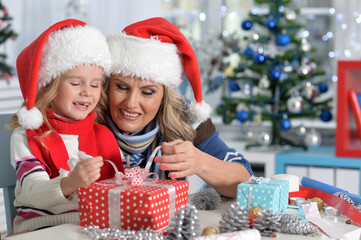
[{"left": 26, "top": 109, "right": 123, "bottom": 180}]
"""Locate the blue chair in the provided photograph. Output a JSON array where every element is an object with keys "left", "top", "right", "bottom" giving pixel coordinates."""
[{"left": 0, "top": 113, "right": 17, "bottom": 234}]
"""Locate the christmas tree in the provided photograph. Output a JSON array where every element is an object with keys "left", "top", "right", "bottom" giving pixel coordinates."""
[
  {"left": 215, "top": 0, "right": 333, "bottom": 149},
  {"left": 0, "top": 1, "right": 17, "bottom": 81}
]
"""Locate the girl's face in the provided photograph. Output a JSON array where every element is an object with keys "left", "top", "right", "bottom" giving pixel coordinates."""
[
  {"left": 51, "top": 65, "right": 103, "bottom": 120},
  {"left": 108, "top": 74, "right": 164, "bottom": 134}
]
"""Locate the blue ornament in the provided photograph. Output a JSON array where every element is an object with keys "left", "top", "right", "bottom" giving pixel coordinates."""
[
  {"left": 270, "top": 69, "right": 281, "bottom": 81},
  {"left": 241, "top": 20, "right": 253, "bottom": 31},
  {"left": 318, "top": 82, "right": 328, "bottom": 93},
  {"left": 320, "top": 109, "right": 332, "bottom": 122},
  {"left": 253, "top": 53, "right": 266, "bottom": 64},
  {"left": 228, "top": 80, "right": 240, "bottom": 92},
  {"left": 222, "top": 114, "right": 230, "bottom": 124},
  {"left": 266, "top": 19, "right": 277, "bottom": 30},
  {"left": 216, "top": 103, "right": 224, "bottom": 112},
  {"left": 276, "top": 33, "right": 291, "bottom": 46},
  {"left": 236, "top": 110, "right": 249, "bottom": 123},
  {"left": 243, "top": 47, "right": 253, "bottom": 57},
  {"left": 279, "top": 118, "right": 291, "bottom": 131}
]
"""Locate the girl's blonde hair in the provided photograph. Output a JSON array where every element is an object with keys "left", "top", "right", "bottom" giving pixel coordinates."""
[
  {"left": 101, "top": 76, "right": 195, "bottom": 143},
  {"left": 8, "top": 73, "right": 108, "bottom": 136}
]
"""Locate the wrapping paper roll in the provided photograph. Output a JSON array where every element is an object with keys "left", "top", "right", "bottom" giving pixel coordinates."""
[
  {"left": 301, "top": 177, "right": 361, "bottom": 205},
  {"left": 271, "top": 174, "right": 299, "bottom": 192},
  {"left": 192, "top": 229, "right": 261, "bottom": 240}
]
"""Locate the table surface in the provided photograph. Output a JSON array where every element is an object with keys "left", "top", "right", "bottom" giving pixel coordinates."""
[{"left": 4, "top": 198, "right": 361, "bottom": 240}]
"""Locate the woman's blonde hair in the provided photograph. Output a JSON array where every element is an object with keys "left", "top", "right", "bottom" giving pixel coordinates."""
[
  {"left": 8, "top": 73, "right": 107, "bottom": 135},
  {"left": 101, "top": 76, "right": 195, "bottom": 143},
  {"left": 157, "top": 87, "right": 195, "bottom": 142}
]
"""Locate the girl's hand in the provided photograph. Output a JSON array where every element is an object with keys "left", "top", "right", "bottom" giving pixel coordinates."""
[
  {"left": 155, "top": 140, "right": 205, "bottom": 179},
  {"left": 60, "top": 156, "right": 103, "bottom": 197}
]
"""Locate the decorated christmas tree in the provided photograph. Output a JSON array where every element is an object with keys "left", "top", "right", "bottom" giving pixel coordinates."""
[
  {"left": 215, "top": 0, "right": 333, "bottom": 149},
  {"left": 0, "top": 1, "right": 17, "bottom": 81}
]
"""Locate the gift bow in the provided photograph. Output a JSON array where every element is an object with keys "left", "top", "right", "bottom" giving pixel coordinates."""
[
  {"left": 119, "top": 167, "right": 153, "bottom": 186},
  {"left": 246, "top": 175, "right": 270, "bottom": 184},
  {"left": 105, "top": 161, "right": 157, "bottom": 187}
]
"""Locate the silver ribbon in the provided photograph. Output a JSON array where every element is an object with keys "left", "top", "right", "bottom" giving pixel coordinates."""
[
  {"left": 107, "top": 179, "right": 176, "bottom": 229},
  {"left": 245, "top": 176, "right": 270, "bottom": 209}
]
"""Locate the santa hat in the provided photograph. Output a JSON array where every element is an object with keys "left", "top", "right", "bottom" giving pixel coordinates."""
[
  {"left": 16, "top": 19, "right": 111, "bottom": 130},
  {"left": 107, "top": 17, "right": 211, "bottom": 122}
]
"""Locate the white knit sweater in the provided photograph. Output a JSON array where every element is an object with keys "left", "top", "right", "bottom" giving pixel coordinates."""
[{"left": 10, "top": 127, "right": 80, "bottom": 233}]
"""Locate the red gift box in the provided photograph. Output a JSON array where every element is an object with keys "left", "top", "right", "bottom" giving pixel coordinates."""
[{"left": 78, "top": 178, "right": 189, "bottom": 231}]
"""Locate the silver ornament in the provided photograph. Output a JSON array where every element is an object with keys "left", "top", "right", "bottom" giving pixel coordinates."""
[
  {"left": 286, "top": 10, "right": 297, "bottom": 21},
  {"left": 295, "top": 125, "right": 307, "bottom": 137},
  {"left": 283, "top": 64, "right": 293, "bottom": 73},
  {"left": 236, "top": 103, "right": 247, "bottom": 112},
  {"left": 242, "top": 83, "right": 251, "bottom": 96},
  {"left": 298, "top": 64, "right": 312, "bottom": 76},
  {"left": 251, "top": 33, "right": 260, "bottom": 42},
  {"left": 258, "top": 132, "right": 272, "bottom": 145},
  {"left": 304, "top": 128, "right": 322, "bottom": 146},
  {"left": 259, "top": 75, "right": 270, "bottom": 89},
  {"left": 303, "top": 82, "right": 318, "bottom": 99},
  {"left": 301, "top": 40, "right": 312, "bottom": 52},
  {"left": 287, "top": 95, "right": 304, "bottom": 113},
  {"left": 309, "top": 62, "right": 317, "bottom": 73}
]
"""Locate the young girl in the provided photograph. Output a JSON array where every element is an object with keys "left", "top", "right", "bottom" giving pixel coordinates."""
[{"left": 8, "top": 19, "right": 123, "bottom": 233}]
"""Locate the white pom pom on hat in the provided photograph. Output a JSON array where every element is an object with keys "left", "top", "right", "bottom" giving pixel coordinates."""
[
  {"left": 15, "top": 19, "right": 111, "bottom": 130},
  {"left": 107, "top": 17, "right": 212, "bottom": 122}
]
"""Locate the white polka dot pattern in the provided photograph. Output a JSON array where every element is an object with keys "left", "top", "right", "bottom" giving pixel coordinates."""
[
  {"left": 236, "top": 179, "right": 289, "bottom": 214},
  {"left": 78, "top": 178, "right": 189, "bottom": 231}
]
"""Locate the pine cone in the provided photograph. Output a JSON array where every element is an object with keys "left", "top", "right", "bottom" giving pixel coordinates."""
[
  {"left": 219, "top": 202, "right": 250, "bottom": 233},
  {"left": 167, "top": 205, "right": 201, "bottom": 240},
  {"left": 253, "top": 209, "right": 281, "bottom": 236},
  {"left": 280, "top": 214, "right": 317, "bottom": 235},
  {"left": 333, "top": 192, "right": 355, "bottom": 206}
]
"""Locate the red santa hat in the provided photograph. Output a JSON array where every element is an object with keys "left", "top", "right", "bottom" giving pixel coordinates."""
[
  {"left": 107, "top": 17, "right": 212, "bottom": 122},
  {"left": 16, "top": 19, "right": 111, "bottom": 130}
]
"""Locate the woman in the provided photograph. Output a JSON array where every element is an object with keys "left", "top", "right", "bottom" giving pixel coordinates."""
[{"left": 103, "top": 17, "right": 253, "bottom": 198}]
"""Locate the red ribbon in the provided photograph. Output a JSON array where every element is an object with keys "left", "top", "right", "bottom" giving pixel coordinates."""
[{"left": 291, "top": 186, "right": 361, "bottom": 227}]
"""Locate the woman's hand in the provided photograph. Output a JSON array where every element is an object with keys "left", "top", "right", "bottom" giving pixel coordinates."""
[
  {"left": 155, "top": 140, "right": 205, "bottom": 179},
  {"left": 60, "top": 156, "right": 104, "bottom": 197}
]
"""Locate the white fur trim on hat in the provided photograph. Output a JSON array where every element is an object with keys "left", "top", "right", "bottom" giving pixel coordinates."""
[
  {"left": 38, "top": 25, "right": 111, "bottom": 89},
  {"left": 107, "top": 32, "right": 182, "bottom": 88},
  {"left": 188, "top": 101, "right": 212, "bottom": 123},
  {"left": 17, "top": 106, "right": 44, "bottom": 130}
]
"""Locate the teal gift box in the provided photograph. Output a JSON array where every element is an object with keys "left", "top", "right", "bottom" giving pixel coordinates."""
[{"left": 236, "top": 177, "right": 289, "bottom": 213}]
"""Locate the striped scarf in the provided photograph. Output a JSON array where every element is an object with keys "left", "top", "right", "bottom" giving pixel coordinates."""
[{"left": 106, "top": 114, "right": 159, "bottom": 168}]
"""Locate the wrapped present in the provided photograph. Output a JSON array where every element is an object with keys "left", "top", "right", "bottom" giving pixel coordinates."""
[
  {"left": 237, "top": 176, "right": 289, "bottom": 213},
  {"left": 78, "top": 166, "right": 189, "bottom": 231}
]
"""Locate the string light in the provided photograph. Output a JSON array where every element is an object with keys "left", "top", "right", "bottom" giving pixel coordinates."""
[
  {"left": 328, "top": 51, "right": 335, "bottom": 58},
  {"left": 199, "top": 12, "right": 206, "bottom": 21},
  {"left": 344, "top": 49, "right": 351, "bottom": 57}
]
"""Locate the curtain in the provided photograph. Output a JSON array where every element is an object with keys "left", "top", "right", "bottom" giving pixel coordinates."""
[{"left": 334, "top": 0, "right": 361, "bottom": 60}]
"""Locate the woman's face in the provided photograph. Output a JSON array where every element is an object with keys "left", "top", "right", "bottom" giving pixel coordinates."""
[{"left": 108, "top": 74, "right": 164, "bottom": 134}]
